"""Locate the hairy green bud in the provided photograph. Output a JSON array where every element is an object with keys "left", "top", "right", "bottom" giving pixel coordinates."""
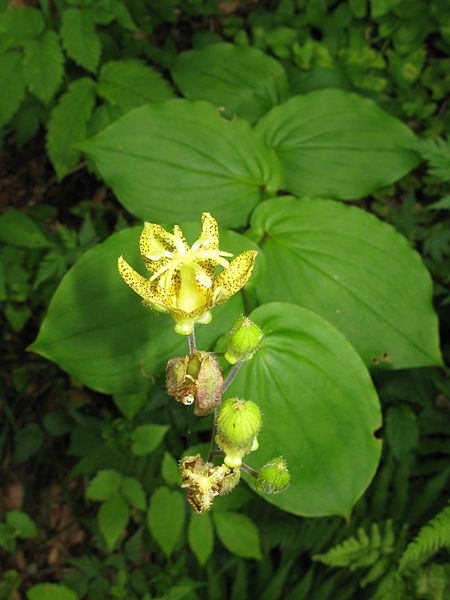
[
  {"left": 216, "top": 398, "right": 262, "bottom": 462},
  {"left": 225, "top": 316, "right": 263, "bottom": 365},
  {"left": 256, "top": 457, "right": 291, "bottom": 494}
]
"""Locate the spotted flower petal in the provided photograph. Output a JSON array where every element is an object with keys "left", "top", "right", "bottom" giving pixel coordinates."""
[{"left": 212, "top": 250, "right": 258, "bottom": 306}]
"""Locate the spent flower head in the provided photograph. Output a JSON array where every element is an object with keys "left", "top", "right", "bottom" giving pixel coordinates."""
[{"left": 118, "top": 212, "right": 257, "bottom": 334}]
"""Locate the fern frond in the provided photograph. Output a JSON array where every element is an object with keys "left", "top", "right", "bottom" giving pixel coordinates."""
[
  {"left": 416, "top": 137, "right": 450, "bottom": 183},
  {"left": 399, "top": 503, "right": 450, "bottom": 571},
  {"left": 371, "top": 571, "right": 407, "bottom": 600},
  {"left": 313, "top": 521, "right": 394, "bottom": 570},
  {"left": 416, "top": 563, "right": 450, "bottom": 600}
]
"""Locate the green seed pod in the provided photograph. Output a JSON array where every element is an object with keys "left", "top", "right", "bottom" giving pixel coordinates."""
[
  {"left": 166, "top": 352, "right": 223, "bottom": 415},
  {"left": 225, "top": 316, "right": 263, "bottom": 365},
  {"left": 216, "top": 398, "right": 262, "bottom": 457},
  {"left": 218, "top": 467, "right": 241, "bottom": 496},
  {"left": 256, "top": 457, "right": 291, "bottom": 494}
]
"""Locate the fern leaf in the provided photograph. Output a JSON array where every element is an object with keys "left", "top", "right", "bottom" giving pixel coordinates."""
[
  {"left": 22, "top": 31, "right": 64, "bottom": 104},
  {"left": 0, "top": 52, "right": 25, "bottom": 127},
  {"left": 416, "top": 138, "right": 450, "bottom": 183},
  {"left": 313, "top": 521, "right": 394, "bottom": 570},
  {"left": 416, "top": 564, "right": 450, "bottom": 600},
  {"left": 372, "top": 571, "right": 407, "bottom": 600},
  {"left": 46, "top": 77, "right": 96, "bottom": 179},
  {"left": 60, "top": 8, "right": 101, "bottom": 73},
  {"left": 399, "top": 503, "right": 450, "bottom": 571}
]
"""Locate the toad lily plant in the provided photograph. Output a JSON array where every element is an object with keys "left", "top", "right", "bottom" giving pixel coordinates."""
[
  {"left": 118, "top": 213, "right": 290, "bottom": 513},
  {"left": 118, "top": 212, "right": 257, "bottom": 335}
]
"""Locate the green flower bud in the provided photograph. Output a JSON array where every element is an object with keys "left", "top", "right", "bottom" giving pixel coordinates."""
[
  {"left": 256, "top": 457, "right": 291, "bottom": 494},
  {"left": 216, "top": 398, "right": 262, "bottom": 459},
  {"left": 225, "top": 316, "right": 263, "bottom": 365}
]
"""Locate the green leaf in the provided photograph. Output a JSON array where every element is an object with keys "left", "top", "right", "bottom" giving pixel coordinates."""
[
  {"left": 188, "top": 512, "right": 214, "bottom": 565},
  {"left": 6, "top": 511, "right": 37, "bottom": 539},
  {"left": 385, "top": 405, "right": 419, "bottom": 460},
  {"left": 97, "top": 59, "right": 174, "bottom": 114},
  {"left": 13, "top": 424, "right": 44, "bottom": 464},
  {"left": 27, "top": 584, "right": 79, "bottom": 600},
  {"left": 113, "top": 392, "right": 147, "bottom": 420},
  {"left": 60, "top": 8, "right": 101, "bottom": 73},
  {"left": 171, "top": 43, "right": 289, "bottom": 124},
  {"left": 0, "top": 7, "right": 44, "bottom": 41},
  {"left": 22, "top": 31, "right": 64, "bottom": 104},
  {"left": 121, "top": 477, "right": 146, "bottom": 510},
  {"left": 131, "top": 424, "right": 168, "bottom": 456},
  {"left": 0, "top": 52, "right": 25, "bottom": 127},
  {"left": 47, "top": 77, "right": 96, "bottom": 179},
  {"left": 213, "top": 511, "right": 261, "bottom": 559},
  {"left": 29, "top": 225, "right": 252, "bottom": 394},
  {"left": 98, "top": 493, "right": 129, "bottom": 550},
  {"left": 255, "top": 89, "right": 420, "bottom": 200},
  {"left": 227, "top": 302, "right": 382, "bottom": 517},
  {"left": 86, "top": 469, "right": 123, "bottom": 501},
  {"left": 0, "top": 209, "right": 51, "bottom": 248},
  {"left": 161, "top": 452, "right": 181, "bottom": 486},
  {"left": 79, "top": 100, "right": 282, "bottom": 228},
  {"left": 147, "top": 487, "right": 185, "bottom": 557},
  {"left": 248, "top": 197, "right": 441, "bottom": 369},
  {"left": 371, "top": 0, "right": 401, "bottom": 19}
]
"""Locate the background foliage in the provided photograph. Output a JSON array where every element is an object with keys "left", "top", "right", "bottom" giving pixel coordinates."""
[{"left": 0, "top": 0, "right": 449, "bottom": 599}]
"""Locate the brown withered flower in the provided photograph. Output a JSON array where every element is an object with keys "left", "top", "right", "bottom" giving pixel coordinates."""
[
  {"left": 180, "top": 454, "right": 240, "bottom": 514},
  {"left": 166, "top": 351, "right": 223, "bottom": 416}
]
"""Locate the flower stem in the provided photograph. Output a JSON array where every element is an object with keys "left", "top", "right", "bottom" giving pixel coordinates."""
[
  {"left": 223, "top": 361, "right": 243, "bottom": 391},
  {"left": 188, "top": 329, "right": 196, "bottom": 354},
  {"left": 241, "top": 463, "right": 259, "bottom": 478}
]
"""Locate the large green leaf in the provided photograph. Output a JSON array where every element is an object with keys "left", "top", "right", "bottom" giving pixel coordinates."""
[
  {"left": 247, "top": 197, "right": 441, "bottom": 369},
  {"left": 29, "top": 224, "right": 257, "bottom": 394},
  {"left": 227, "top": 302, "right": 382, "bottom": 517},
  {"left": 212, "top": 511, "right": 261, "bottom": 559},
  {"left": 78, "top": 100, "right": 282, "bottom": 228},
  {"left": 171, "top": 43, "right": 289, "bottom": 124},
  {"left": 97, "top": 59, "right": 174, "bottom": 114},
  {"left": 255, "top": 89, "right": 420, "bottom": 200}
]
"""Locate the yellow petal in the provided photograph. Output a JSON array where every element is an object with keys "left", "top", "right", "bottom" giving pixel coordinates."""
[
  {"left": 212, "top": 250, "right": 258, "bottom": 305},
  {"left": 199, "top": 212, "right": 219, "bottom": 250},
  {"left": 118, "top": 256, "right": 170, "bottom": 306},
  {"left": 139, "top": 222, "right": 175, "bottom": 273}
]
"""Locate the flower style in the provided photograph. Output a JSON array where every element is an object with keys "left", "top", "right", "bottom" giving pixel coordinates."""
[{"left": 118, "top": 213, "right": 257, "bottom": 335}]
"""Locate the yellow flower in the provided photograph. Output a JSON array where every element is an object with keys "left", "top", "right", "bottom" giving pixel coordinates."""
[{"left": 118, "top": 212, "right": 257, "bottom": 335}]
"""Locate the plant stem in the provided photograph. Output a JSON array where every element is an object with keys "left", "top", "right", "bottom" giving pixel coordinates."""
[
  {"left": 223, "top": 361, "right": 243, "bottom": 391},
  {"left": 188, "top": 329, "right": 196, "bottom": 353},
  {"left": 241, "top": 463, "right": 259, "bottom": 478}
]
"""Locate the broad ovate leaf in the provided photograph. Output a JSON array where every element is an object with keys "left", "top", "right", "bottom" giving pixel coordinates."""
[
  {"left": 171, "top": 43, "right": 289, "bottom": 124},
  {"left": 227, "top": 302, "right": 382, "bottom": 518},
  {"left": 248, "top": 197, "right": 441, "bottom": 369},
  {"left": 79, "top": 99, "right": 282, "bottom": 228},
  {"left": 29, "top": 225, "right": 255, "bottom": 394},
  {"left": 255, "top": 89, "right": 420, "bottom": 199}
]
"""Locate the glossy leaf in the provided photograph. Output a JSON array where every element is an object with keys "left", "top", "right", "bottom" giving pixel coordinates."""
[
  {"left": 99, "top": 494, "right": 129, "bottom": 550},
  {"left": 188, "top": 512, "right": 214, "bottom": 566},
  {"left": 227, "top": 302, "right": 382, "bottom": 517},
  {"left": 79, "top": 100, "right": 282, "bottom": 227},
  {"left": 29, "top": 225, "right": 255, "bottom": 394},
  {"left": 171, "top": 43, "right": 289, "bottom": 124},
  {"left": 147, "top": 487, "right": 185, "bottom": 557},
  {"left": 255, "top": 89, "right": 420, "bottom": 200},
  {"left": 248, "top": 197, "right": 441, "bottom": 369},
  {"left": 213, "top": 511, "right": 261, "bottom": 559}
]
